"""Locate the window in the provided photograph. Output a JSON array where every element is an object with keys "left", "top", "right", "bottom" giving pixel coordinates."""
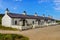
[
  {"left": 32, "top": 21, "right": 34, "bottom": 24},
  {"left": 15, "top": 20, "right": 17, "bottom": 25},
  {"left": 38, "top": 20, "right": 40, "bottom": 25}
]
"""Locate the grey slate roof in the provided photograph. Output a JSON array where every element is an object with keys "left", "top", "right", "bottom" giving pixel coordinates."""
[{"left": 7, "top": 13, "right": 55, "bottom": 21}]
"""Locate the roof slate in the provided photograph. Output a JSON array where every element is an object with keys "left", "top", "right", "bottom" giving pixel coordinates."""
[{"left": 7, "top": 13, "right": 54, "bottom": 21}]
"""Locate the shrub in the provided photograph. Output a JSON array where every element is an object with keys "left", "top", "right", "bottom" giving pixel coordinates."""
[{"left": 0, "top": 33, "right": 29, "bottom": 40}]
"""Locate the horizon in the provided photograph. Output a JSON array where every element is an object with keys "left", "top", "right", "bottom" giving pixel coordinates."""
[{"left": 0, "top": 0, "right": 60, "bottom": 20}]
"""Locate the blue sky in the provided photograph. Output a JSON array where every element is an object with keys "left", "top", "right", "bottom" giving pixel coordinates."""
[{"left": 0, "top": 0, "right": 60, "bottom": 20}]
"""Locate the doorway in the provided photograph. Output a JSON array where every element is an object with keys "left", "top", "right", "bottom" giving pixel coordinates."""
[
  {"left": 22, "top": 19, "right": 25, "bottom": 26},
  {"left": 15, "top": 20, "right": 17, "bottom": 25}
]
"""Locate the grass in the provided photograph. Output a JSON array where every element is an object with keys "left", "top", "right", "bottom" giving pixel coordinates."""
[
  {"left": 0, "top": 33, "right": 29, "bottom": 40},
  {"left": 0, "top": 24, "right": 18, "bottom": 31}
]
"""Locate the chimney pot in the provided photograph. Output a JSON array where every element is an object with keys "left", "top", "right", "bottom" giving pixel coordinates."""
[
  {"left": 34, "top": 12, "right": 38, "bottom": 16},
  {"left": 5, "top": 8, "right": 9, "bottom": 15},
  {"left": 23, "top": 11, "right": 27, "bottom": 15}
]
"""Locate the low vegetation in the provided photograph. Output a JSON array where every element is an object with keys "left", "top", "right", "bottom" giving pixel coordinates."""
[
  {"left": 0, "top": 24, "right": 18, "bottom": 30},
  {"left": 56, "top": 20, "right": 60, "bottom": 24},
  {"left": 0, "top": 14, "right": 4, "bottom": 24},
  {"left": 0, "top": 33, "right": 29, "bottom": 40}
]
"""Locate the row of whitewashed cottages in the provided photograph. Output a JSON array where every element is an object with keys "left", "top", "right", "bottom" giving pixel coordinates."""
[{"left": 2, "top": 8, "right": 57, "bottom": 30}]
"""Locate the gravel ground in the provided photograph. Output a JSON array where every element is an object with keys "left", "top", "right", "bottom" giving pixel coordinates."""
[{"left": 0, "top": 25, "right": 60, "bottom": 40}]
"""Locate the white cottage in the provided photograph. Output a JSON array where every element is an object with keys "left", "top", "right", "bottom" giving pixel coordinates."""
[{"left": 2, "top": 8, "right": 57, "bottom": 30}]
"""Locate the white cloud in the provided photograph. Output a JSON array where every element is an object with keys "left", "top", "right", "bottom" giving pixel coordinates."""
[
  {"left": 13, "top": 7, "right": 17, "bottom": 10},
  {"left": 38, "top": 0, "right": 49, "bottom": 3},
  {"left": 53, "top": 0, "right": 60, "bottom": 2},
  {"left": 0, "top": 0, "right": 4, "bottom": 9},
  {"left": 15, "top": 0, "right": 22, "bottom": 2},
  {"left": 53, "top": 0, "right": 60, "bottom": 11},
  {"left": 54, "top": 7, "right": 60, "bottom": 10}
]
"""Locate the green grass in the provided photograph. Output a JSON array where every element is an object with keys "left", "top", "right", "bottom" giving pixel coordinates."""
[
  {"left": 0, "top": 24, "right": 18, "bottom": 31},
  {"left": 0, "top": 33, "right": 29, "bottom": 40}
]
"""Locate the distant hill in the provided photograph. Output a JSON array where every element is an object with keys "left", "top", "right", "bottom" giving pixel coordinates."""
[
  {"left": 0, "top": 14, "right": 4, "bottom": 17},
  {"left": 0, "top": 14, "right": 4, "bottom": 24}
]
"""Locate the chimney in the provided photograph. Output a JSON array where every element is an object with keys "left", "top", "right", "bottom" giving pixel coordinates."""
[
  {"left": 34, "top": 12, "right": 38, "bottom": 16},
  {"left": 5, "top": 8, "right": 9, "bottom": 15},
  {"left": 23, "top": 11, "right": 27, "bottom": 15},
  {"left": 48, "top": 15, "right": 52, "bottom": 18},
  {"left": 42, "top": 14, "right": 45, "bottom": 17}
]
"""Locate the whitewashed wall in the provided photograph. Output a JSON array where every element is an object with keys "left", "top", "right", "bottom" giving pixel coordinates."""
[
  {"left": 2, "top": 13, "right": 57, "bottom": 30},
  {"left": 26, "top": 19, "right": 36, "bottom": 24},
  {"left": 12, "top": 18, "right": 21, "bottom": 25},
  {"left": 12, "top": 19, "right": 36, "bottom": 26},
  {"left": 2, "top": 14, "right": 12, "bottom": 27}
]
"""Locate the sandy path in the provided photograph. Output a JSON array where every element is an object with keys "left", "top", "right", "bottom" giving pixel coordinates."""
[{"left": 0, "top": 25, "right": 60, "bottom": 40}]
